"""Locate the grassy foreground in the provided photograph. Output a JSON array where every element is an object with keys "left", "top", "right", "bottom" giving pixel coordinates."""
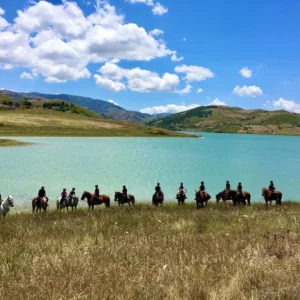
[
  {"left": 0, "top": 138, "right": 32, "bottom": 147},
  {"left": 1, "top": 203, "right": 300, "bottom": 300}
]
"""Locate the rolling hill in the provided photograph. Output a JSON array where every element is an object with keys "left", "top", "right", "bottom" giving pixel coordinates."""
[
  {"left": 147, "top": 105, "right": 300, "bottom": 136},
  {"left": 0, "top": 90, "right": 167, "bottom": 123},
  {"left": 0, "top": 95, "right": 195, "bottom": 137}
]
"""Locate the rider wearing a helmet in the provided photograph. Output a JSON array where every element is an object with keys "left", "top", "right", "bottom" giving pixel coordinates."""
[
  {"left": 153, "top": 183, "right": 163, "bottom": 201},
  {"left": 95, "top": 185, "right": 100, "bottom": 200},
  {"left": 69, "top": 187, "right": 76, "bottom": 199},
  {"left": 60, "top": 188, "right": 68, "bottom": 204},
  {"left": 122, "top": 185, "right": 128, "bottom": 202},
  {"left": 176, "top": 182, "right": 186, "bottom": 199},
  {"left": 199, "top": 181, "right": 205, "bottom": 193},
  {"left": 268, "top": 181, "right": 275, "bottom": 192},
  {"left": 37, "top": 186, "right": 46, "bottom": 205}
]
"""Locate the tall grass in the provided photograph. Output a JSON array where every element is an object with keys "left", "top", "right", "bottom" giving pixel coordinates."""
[{"left": 1, "top": 203, "right": 300, "bottom": 299}]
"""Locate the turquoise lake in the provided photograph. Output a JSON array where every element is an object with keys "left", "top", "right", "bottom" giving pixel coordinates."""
[{"left": 1, "top": 133, "right": 300, "bottom": 208}]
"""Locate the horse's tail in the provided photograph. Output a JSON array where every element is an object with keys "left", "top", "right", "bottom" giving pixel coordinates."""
[
  {"left": 32, "top": 198, "right": 36, "bottom": 213},
  {"left": 56, "top": 199, "right": 59, "bottom": 210},
  {"left": 132, "top": 196, "right": 135, "bottom": 205},
  {"left": 105, "top": 196, "right": 110, "bottom": 208}
]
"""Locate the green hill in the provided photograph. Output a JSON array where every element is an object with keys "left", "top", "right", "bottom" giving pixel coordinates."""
[
  {"left": 147, "top": 106, "right": 300, "bottom": 136},
  {"left": 0, "top": 96, "right": 195, "bottom": 137}
]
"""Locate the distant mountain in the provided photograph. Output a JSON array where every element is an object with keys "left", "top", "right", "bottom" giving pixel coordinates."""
[
  {"left": 147, "top": 105, "right": 300, "bottom": 136},
  {"left": 0, "top": 90, "right": 170, "bottom": 123}
]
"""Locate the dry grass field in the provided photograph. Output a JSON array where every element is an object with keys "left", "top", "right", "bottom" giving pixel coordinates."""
[{"left": 1, "top": 202, "right": 300, "bottom": 300}]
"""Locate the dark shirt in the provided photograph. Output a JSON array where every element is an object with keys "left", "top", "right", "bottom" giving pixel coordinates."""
[
  {"left": 200, "top": 184, "right": 205, "bottom": 192},
  {"left": 237, "top": 185, "right": 242, "bottom": 192},
  {"left": 69, "top": 191, "right": 75, "bottom": 197},
  {"left": 38, "top": 189, "right": 46, "bottom": 197},
  {"left": 268, "top": 184, "right": 275, "bottom": 191},
  {"left": 95, "top": 188, "right": 100, "bottom": 196},
  {"left": 226, "top": 183, "right": 230, "bottom": 190},
  {"left": 155, "top": 185, "right": 161, "bottom": 192},
  {"left": 123, "top": 188, "right": 128, "bottom": 196}
]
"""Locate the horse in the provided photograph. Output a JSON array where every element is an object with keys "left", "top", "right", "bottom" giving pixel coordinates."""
[
  {"left": 32, "top": 196, "right": 48, "bottom": 213},
  {"left": 152, "top": 191, "right": 164, "bottom": 206},
  {"left": 176, "top": 191, "right": 186, "bottom": 205},
  {"left": 262, "top": 188, "right": 282, "bottom": 205},
  {"left": 56, "top": 197, "right": 79, "bottom": 211},
  {"left": 81, "top": 191, "right": 110, "bottom": 209},
  {"left": 195, "top": 190, "right": 211, "bottom": 209},
  {"left": 114, "top": 192, "right": 135, "bottom": 206},
  {"left": 0, "top": 195, "right": 14, "bottom": 217},
  {"left": 216, "top": 190, "right": 251, "bottom": 206}
]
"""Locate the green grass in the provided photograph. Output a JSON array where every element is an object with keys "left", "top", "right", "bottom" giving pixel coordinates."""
[
  {"left": 1, "top": 202, "right": 300, "bottom": 299},
  {"left": 0, "top": 138, "right": 32, "bottom": 147}
]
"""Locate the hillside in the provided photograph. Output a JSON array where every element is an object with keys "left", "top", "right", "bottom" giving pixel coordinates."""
[
  {"left": 147, "top": 105, "right": 300, "bottom": 136},
  {"left": 0, "top": 96, "right": 194, "bottom": 137},
  {"left": 0, "top": 90, "right": 165, "bottom": 123}
]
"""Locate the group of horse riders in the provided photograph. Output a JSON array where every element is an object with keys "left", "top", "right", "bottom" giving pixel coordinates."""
[{"left": 26, "top": 180, "right": 278, "bottom": 206}]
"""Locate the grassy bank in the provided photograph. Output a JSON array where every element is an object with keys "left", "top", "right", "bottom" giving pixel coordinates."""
[
  {"left": 1, "top": 203, "right": 300, "bottom": 299},
  {"left": 0, "top": 138, "right": 32, "bottom": 147},
  {"left": 0, "top": 108, "right": 198, "bottom": 138}
]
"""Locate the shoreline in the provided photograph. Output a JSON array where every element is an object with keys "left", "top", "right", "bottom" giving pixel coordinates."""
[{"left": 0, "top": 138, "right": 33, "bottom": 147}]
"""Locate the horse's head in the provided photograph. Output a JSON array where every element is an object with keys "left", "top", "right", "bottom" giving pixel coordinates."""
[
  {"left": 6, "top": 195, "right": 14, "bottom": 207},
  {"left": 262, "top": 188, "right": 267, "bottom": 196},
  {"left": 81, "top": 191, "right": 86, "bottom": 201},
  {"left": 114, "top": 192, "right": 120, "bottom": 202},
  {"left": 216, "top": 192, "right": 221, "bottom": 202}
]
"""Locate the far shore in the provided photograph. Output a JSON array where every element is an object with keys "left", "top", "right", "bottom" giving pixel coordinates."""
[{"left": 0, "top": 139, "right": 33, "bottom": 147}]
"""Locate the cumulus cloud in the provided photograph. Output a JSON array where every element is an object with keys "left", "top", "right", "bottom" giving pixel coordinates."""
[
  {"left": 240, "top": 67, "right": 252, "bottom": 78},
  {"left": 96, "top": 62, "right": 180, "bottom": 93},
  {"left": 0, "top": 7, "right": 5, "bottom": 15},
  {"left": 152, "top": 2, "right": 168, "bottom": 15},
  {"left": 94, "top": 75, "right": 126, "bottom": 92},
  {"left": 140, "top": 103, "right": 200, "bottom": 114},
  {"left": 209, "top": 98, "right": 226, "bottom": 106},
  {"left": 171, "top": 54, "right": 184, "bottom": 62},
  {"left": 0, "top": 0, "right": 175, "bottom": 83},
  {"left": 272, "top": 98, "right": 300, "bottom": 114},
  {"left": 196, "top": 88, "right": 203, "bottom": 94},
  {"left": 20, "top": 72, "right": 35, "bottom": 80},
  {"left": 149, "top": 28, "right": 164, "bottom": 36},
  {"left": 175, "top": 65, "right": 214, "bottom": 82},
  {"left": 108, "top": 99, "right": 119, "bottom": 106},
  {"left": 175, "top": 84, "right": 192, "bottom": 95},
  {"left": 233, "top": 85, "right": 263, "bottom": 97},
  {"left": 128, "top": 0, "right": 167, "bottom": 15}
]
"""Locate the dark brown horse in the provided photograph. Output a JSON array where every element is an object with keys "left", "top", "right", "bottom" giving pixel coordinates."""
[
  {"left": 176, "top": 191, "right": 186, "bottom": 205},
  {"left": 152, "top": 191, "right": 164, "bottom": 206},
  {"left": 32, "top": 197, "right": 48, "bottom": 213},
  {"left": 114, "top": 192, "right": 135, "bottom": 206},
  {"left": 216, "top": 190, "right": 251, "bottom": 206},
  {"left": 81, "top": 191, "right": 110, "bottom": 209},
  {"left": 195, "top": 190, "right": 211, "bottom": 209},
  {"left": 262, "top": 188, "right": 282, "bottom": 205}
]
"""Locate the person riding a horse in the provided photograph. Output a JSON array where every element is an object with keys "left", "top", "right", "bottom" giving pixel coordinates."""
[
  {"left": 95, "top": 185, "right": 100, "bottom": 200},
  {"left": 69, "top": 187, "right": 76, "bottom": 199},
  {"left": 224, "top": 181, "right": 230, "bottom": 199},
  {"left": 37, "top": 186, "right": 46, "bottom": 205},
  {"left": 268, "top": 181, "right": 275, "bottom": 192},
  {"left": 237, "top": 182, "right": 244, "bottom": 200},
  {"left": 176, "top": 183, "right": 186, "bottom": 199},
  {"left": 60, "top": 188, "right": 68, "bottom": 204},
  {"left": 153, "top": 183, "right": 163, "bottom": 201},
  {"left": 200, "top": 182, "right": 205, "bottom": 192},
  {"left": 122, "top": 185, "right": 129, "bottom": 202}
]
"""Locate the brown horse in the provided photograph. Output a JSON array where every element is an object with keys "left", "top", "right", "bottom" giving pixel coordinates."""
[
  {"left": 114, "top": 192, "right": 135, "bottom": 206},
  {"left": 81, "top": 191, "right": 110, "bottom": 209},
  {"left": 262, "top": 188, "right": 282, "bottom": 205},
  {"left": 176, "top": 191, "right": 186, "bottom": 205},
  {"left": 195, "top": 190, "right": 211, "bottom": 209},
  {"left": 152, "top": 191, "right": 164, "bottom": 206},
  {"left": 216, "top": 190, "right": 251, "bottom": 206},
  {"left": 32, "top": 197, "right": 48, "bottom": 213}
]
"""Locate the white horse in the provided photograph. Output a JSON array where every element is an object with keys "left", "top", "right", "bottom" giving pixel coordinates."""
[
  {"left": 56, "top": 197, "right": 79, "bottom": 211},
  {"left": 0, "top": 195, "right": 14, "bottom": 217}
]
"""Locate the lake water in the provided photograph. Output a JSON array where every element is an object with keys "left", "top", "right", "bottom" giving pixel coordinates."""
[{"left": 1, "top": 133, "right": 300, "bottom": 208}]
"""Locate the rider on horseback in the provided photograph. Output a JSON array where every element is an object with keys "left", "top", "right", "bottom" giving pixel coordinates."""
[
  {"left": 95, "top": 185, "right": 100, "bottom": 200},
  {"left": 122, "top": 185, "right": 128, "bottom": 202},
  {"left": 37, "top": 186, "right": 46, "bottom": 205},
  {"left": 69, "top": 187, "right": 76, "bottom": 199},
  {"left": 268, "top": 181, "right": 275, "bottom": 192},
  {"left": 237, "top": 182, "right": 244, "bottom": 200},
  {"left": 176, "top": 183, "right": 186, "bottom": 199},
  {"left": 224, "top": 181, "right": 230, "bottom": 199},
  {"left": 153, "top": 183, "right": 164, "bottom": 201},
  {"left": 60, "top": 188, "right": 67, "bottom": 204},
  {"left": 199, "top": 182, "right": 205, "bottom": 192}
]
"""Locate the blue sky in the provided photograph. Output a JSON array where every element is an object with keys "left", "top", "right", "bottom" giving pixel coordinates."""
[{"left": 0, "top": 0, "right": 300, "bottom": 114}]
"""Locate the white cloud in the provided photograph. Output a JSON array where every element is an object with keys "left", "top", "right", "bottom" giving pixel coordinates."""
[
  {"left": 0, "top": 6, "right": 8, "bottom": 30},
  {"left": 240, "top": 67, "right": 252, "bottom": 78},
  {"left": 108, "top": 99, "right": 119, "bottom": 106},
  {"left": 20, "top": 72, "right": 35, "bottom": 80},
  {"left": 175, "top": 64, "right": 214, "bottom": 82},
  {"left": 209, "top": 98, "right": 226, "bottom": 106},
  {"left": 128, "top": 0, "right": 167, "bottom": 15},
  {"left": 233, "top": 85, "right": 263, "bottom": 97},
  {"left": 171, "top": 54, "right": 184, "bottom": 62},
  {"left": 94, "top": 75, "right": 126, "bottom": 92},
  {"left": 0, "top": 0, "right": 175, "bottom": 83},
  {"left": 176, "top": 84, "right": 192, "bottom": 95},
  {"left": 152, "top": 2, "right": 168, "bottom": 15},
  {"left": 272, "top": 98, "right": 300, "bottom": 114},
  {"left": 140, "top": 103, "right": 200, "bottom": 114},
  {"left": 150, "top": 28, "right": 164, "bottom": 36},
  {"left": 0, "top": 7, "right": 5, "bottom": 15},
  {"left": 97, "top": 62, "right": 180, "bottom": 93},
  {"left": 196, "top": 88, "right": 203, "bottom": 94}
]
